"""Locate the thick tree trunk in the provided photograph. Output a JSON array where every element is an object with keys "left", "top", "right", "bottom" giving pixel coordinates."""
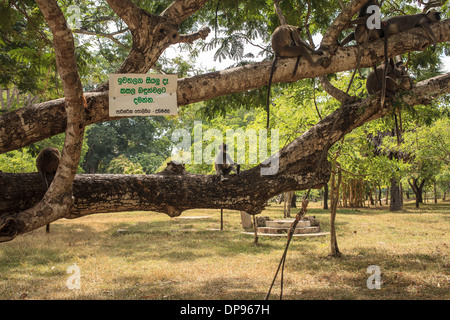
[
  {"left": 1, "top": 0, "right": 88, "bottom": 243},
  {"left": 389, "top": 178, "right": 403, "bottom": 211}
]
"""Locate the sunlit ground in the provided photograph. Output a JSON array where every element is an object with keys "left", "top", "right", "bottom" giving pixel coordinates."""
[{"left": 0, "top": 201, "right": 448, "bottom": 300}]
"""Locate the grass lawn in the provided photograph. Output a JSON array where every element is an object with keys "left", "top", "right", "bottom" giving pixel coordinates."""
[{"left": 0, "top": 201, "right": 448, "bottom": 300}]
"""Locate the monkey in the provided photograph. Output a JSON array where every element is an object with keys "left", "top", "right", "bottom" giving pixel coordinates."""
[
  {"left": 339, "top": 1, "right": 383, "bottom": 93},
  {"left": 366, "top": 58, "right": 412, "bottom": 96},
  {"left": 214, "top": 143, "right": 240, "bottom": 181},
  {"left": 339, "top": 0, "right": 383, "bottom": 47},
  {"left": 266, "top": 24, "right": 325, "bottom": 128},
  {"left": 380, "top": 9, "right": 441, "bottom": 106},
  {"left": 36, "top": 147, "right": 60, "bottom": 233}
]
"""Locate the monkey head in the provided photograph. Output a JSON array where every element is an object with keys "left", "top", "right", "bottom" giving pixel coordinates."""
[{"left": 427, "top": 9, "right": 441, "bottom": 22}]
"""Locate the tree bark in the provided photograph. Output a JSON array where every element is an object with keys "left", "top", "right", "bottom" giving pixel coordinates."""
[
  {"left": 389, "top": 178, "right": 403, "bottom": 211},
  {"left": 0, "top": 0, "right": 88, "bottom": 243}
]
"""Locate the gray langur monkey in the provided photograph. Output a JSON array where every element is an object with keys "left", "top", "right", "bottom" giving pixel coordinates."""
[
  {"left": 214, "top": 143, "right": 240, "bottom": 181},
  {"left": 366, "top": 58, "right": 412, "bottom": 96},
  {"left": 381, "top": 9, "right": 441, "bottom": 106},
  {"left": 339, "top": 0, "right": 383, "bottom": 93},
  {"left": 266, "top": 24, "right": 325, "bottom": 128},
  {"left": 36, "top": 147, "right": 60, "bottom": 233}
]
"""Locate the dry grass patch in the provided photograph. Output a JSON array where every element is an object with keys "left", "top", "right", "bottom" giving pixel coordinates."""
[{"left": 0, "top": 202, "right": 448, "bottom": 299}]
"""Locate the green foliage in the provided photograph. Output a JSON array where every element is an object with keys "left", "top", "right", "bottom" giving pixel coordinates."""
[
  {"left": 0, "top": 148, "right": 35, "bottom": 173},
  {"left": 0, "top": 1, "right": 55, "bottom": 100},
  {"left": 83, "top": 117, "right": 174, "bottom": 174},
  {"left": 106, "top": 155, "right": 145, "bottom": 174},
  {"left": 399, "top": 118, "right": 450, "bottom": 182}
]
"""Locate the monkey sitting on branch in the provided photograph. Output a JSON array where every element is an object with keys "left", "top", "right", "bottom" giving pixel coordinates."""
[
  {"left": 266, "top": 24, "right": 326, "bottom": 128},
  {"left": 36, "top": 147, "right": 60, "bottom": 233},
  {"left": 366, "top": 58, "right": 412, "bottom": 97},
  {"left": 214, "top": 143, "right": 240, "bottom": 181}
]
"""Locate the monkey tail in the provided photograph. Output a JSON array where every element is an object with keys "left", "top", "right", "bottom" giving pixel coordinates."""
[
  {"left": 381, "top": 24, "right": 389, "bottom": 107},
  {"left": 39, "top": 170, "right": 49, "bottom": 190},
  {"left": 266, "top": 56, "right": 277, "bottom": 129},
  {"left": 38, "top": 169, "right": 51, "bottom": 233}
]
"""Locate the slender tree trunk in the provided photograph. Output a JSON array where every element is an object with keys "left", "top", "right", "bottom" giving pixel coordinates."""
[
  {"left": 284, "top": 191, "right": 292, "bottom": 218},
  {"left": 385, "top": 186, "right": 389, "bottom": 205},
  {"left": 409, "top": 178, "right": 426, "bottom": 208},
  {"left": 323, "top": 183, "right": 329, "bottom": 210},
  {"left": 291, "top": 192, "right": 297, "bottom": 208},
  {"left": 369, "top": 181, "right": 375, "bottom": 206},
  {"left": 434, "top": 181, "right": 437, "bottom": 204},
  {"left": 330, "top": 167, "right": 342, "bottom": 257},
  {"left": 378, "top": 182, "right": 382, "bottom": 206}
]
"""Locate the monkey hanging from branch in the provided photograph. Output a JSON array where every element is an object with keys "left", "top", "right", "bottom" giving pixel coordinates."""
[
  {"left": 36, "top": 147, "right": 60, "bottom": 233},
  {"left": 214, "top": 143, "right": 240, "bottom": 181},
  {"left": 266, "top": 24, "right": 326, "bottom": 128}
]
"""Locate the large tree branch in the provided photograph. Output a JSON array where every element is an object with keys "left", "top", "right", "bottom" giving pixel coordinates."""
[
  {"left": 2, "top": 72, "right": 449, "bottom": 239},
  {"left": 93, "top": 0, "right": 210, "bottom": 91},
  {"left": 72, "top": 28, "right": 130, "bottom": 48},
  {"left": 161, "top": 0, "right": 209, "bottom": 23},
  {"left": 105, "top": 0, "right": 143, "bottom": 30},
  {"left": 320, "top": 0, "right": 368, "bottom": 49}
]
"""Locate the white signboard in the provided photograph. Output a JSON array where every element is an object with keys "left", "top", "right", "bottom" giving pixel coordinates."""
[{"left": 109, "top": 74, "right": 178, "bottom": 117}]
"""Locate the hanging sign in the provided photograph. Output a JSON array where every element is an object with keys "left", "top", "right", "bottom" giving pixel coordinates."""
[{"left": 109, "top": 74, "right": 178, "bottom": 117}]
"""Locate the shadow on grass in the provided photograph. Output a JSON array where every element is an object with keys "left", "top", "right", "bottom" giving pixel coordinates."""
[
  {"left": 104, "top": 226, "right": 285, "bottom": 263},
  {"left": 0, "top": 223, "right": 99, "bottom": 273}
]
